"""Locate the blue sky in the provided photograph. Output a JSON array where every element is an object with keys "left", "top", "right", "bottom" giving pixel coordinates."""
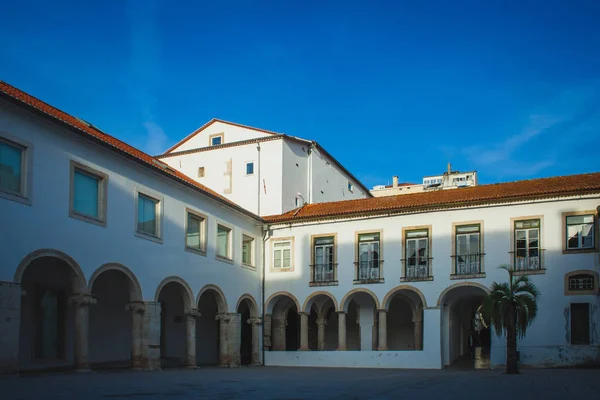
[{"left": 1, "top": 0, "right": 599, "bottom": 188}]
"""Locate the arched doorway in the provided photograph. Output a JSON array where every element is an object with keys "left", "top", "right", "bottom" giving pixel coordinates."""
[
  {"left": 236, "top": 294, "right": 258, "bottom": 365},
  {"left": 340, "top": 289, "right": 380, "bottom": 351},
  {"left": 302, "top": 292, "right": 338, "bottom": 351},
  {"left": 88, "top": 264, "right": 142, "bottom": 369},
  {"left": 383, "top": 286, "right": 426, "bottom": 351},
  {"left": 196, "top": 285, "right": 227, "bottom": 366},
  {"left": 16, "top": 250, "right": 86, "bottom": 370},
  {"left": 265, "top": 292, "right": 300, "bottom": 351},
  {"left": 155, "top": 277, "right": 194, "bottom": 368},
  {"left": 439, "top": 283, "right": 490, "bottom": 368}
]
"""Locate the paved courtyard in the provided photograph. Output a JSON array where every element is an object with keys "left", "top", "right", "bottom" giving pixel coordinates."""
[{"left": 1, "top": 367, "right": 598, "bottom": 400}]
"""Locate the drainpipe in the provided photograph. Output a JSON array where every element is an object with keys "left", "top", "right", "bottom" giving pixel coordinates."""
[
  {"left": 257, "top": 141, "right": 261, "bottom": 216},
  {"left": 307, "top": 143, "right": 313, "bottom": 204},
  {"left": 261, "top": 224, "right": 270, "bottom": 366}
]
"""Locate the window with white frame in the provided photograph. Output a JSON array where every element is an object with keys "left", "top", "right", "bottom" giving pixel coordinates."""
[
  {"left": 455, "top": 224, "right": 481, "bottom": 275},
  {"left": 242, "top": 235, "right": 254, "bottom": 266},
  {"left": 405, "top": 229, "right": 430, "bottom": 279},
  {"left": 0, "top": 137, "right": 26, "bottom": 197},
  {"left": 348, "top": 181, "right": 354, "bottom": 192},
  {"left": 137, "top": 193, "right": 160, "bottom": 237},
  {"left": 70, "top": 161, "right": 107, "bottom": 225},
  {"left": 313, "top": 236, "right": 335, "bottom": 282},
  {"left": 186, "top": 211, "right": 206, "bottom": 253},
  {"left": 357, "top": 233, "right": 381, "bottom": 281},
  {"left": 566, "top": 215, "right": 595, "bottom": 250},
  {"left": 246, "top": 162, "right": 254, "bottom": 175},
  {"left": 514, "top": 219, "right": 540, "bottom": 271},
  {"left": 273, "top": 240, "right": 292, "bottom": 270},
  {"left": 216, "top": 224, "right": 232, "bottom": 259}
]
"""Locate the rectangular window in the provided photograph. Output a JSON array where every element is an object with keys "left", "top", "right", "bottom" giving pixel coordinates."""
[
  {"left": 455, "top": 224, "right": 481, "bottom": 275},
  {"left": 137, "top": 193, "right": 159, "bottom": 237},
  {"left": 273, "top": 241, "right": 292, "bottom": 269},
  {"left": 0, "top": 137, "right": 25, "bottom": 196},
  {"left": 570, "top": 303, "right": 590, "bottom": 345},
  {"left": 357, "top": 233, "right": 381, "bottom": 281},
  {"left": 216, "top": 224, "right": 231, "bottom": 259},
  {"left": 566, "top": 215, "right": 595, "bottom": 250},
  {"left": 405, "top": 229, "right": 430, "bottom": 279},
  {"left": 242, "top": 235, "right": 254, "bottom": 266},
  {"left": 348, "top": 181, "right": 354, "bottom": 192},
  {"left": 246, "top": 162, "right": 254, "bottom": 175},
  {"left": 70, "top": 161, "right": 108, "bottom": 226},
  {"left": 313, "top": 236, "right": 335, "bottom": 282},
  {"left": 198, "top": 167, "right": 205, "bottom": 178},
  {"left": 186, "top": 212, "right": 206, "bottom": 253},
  {"left": 514, "top": 219, "right": 540, "bottom": 271},
  {"left": 210, "top": 134, "right": 223, "bottom": 146}
]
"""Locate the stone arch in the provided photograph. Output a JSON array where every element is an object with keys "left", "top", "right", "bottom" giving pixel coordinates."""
[
  {"left": 236, "top": 293, "right": 259, "bottom": 317},
  {"left": 15, "top": 248, "right": 87, "bottom": 292},
  {"left": 339, "top": 288, "right": 380, "bottom": 312},
  {"left": 564, "top": 270, "right": 599, "bottom": 296},
  {"left": 154, "top": 276, "right": 194, "bottom": 309},
  {"left": 196, "top": 284, "right": 228, "bottom": 313},
  {"left": 265, "top": 291, "right": 301, "bottom": 315},
  {"left": 436, "top": 282, "right": 490, "bottom": 307},
  {"left": 88, "top": 263, "right": 143, "bottom": 301},
  {"left": 302, "top": 291, "right": 339, "bottom": 314},
  {"left": 382, "top": 285, "right": 428, "bottom": 312}
]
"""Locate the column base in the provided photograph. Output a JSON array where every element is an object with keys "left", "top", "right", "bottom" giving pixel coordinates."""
[
  {"left": 74, "top": 368, "right": 92, "bottom": 373},
  {"left": 185, "top": 365, "right": 199, "bottom": 370},
  {"left": 336, "top": 347, "right": 347, "bottom": 351},
  {"left": 377, "top": 347, "right": 388, "bottom": 351},
  {"left": 251, "top": 361, "right": 262, "bottom": 366},
  {"left": 298, "top": 347, "right": 311, "bottom": 351}
]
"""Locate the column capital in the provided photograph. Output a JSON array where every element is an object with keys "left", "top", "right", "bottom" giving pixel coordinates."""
[
  {"left": 335, "top": 310, "right": 346, "bottom": 315},
  {"left": 377, "top": 309, "right": 387, "bottom": 314},
  {"left": 185, "top": 308, "right": 201, "bottom": 318},
  {"left": 298, "top": 312, "right": 309, "bottom": 316},
  {"left": 125, "top": 301, "right": 146, "bottom": 314},
  {"left": 247, "top": 317, "right": 262, "bottom": 325},
  {"left": 70, "top": 293, "right": 96, "bottom": 307},
  {"left": 316, "top": 318, "right": 328, "bottom": 327},
  {"left": 215, "top": 313, "right": 232, "bottom": 322},
  {"left": 412, "top": 316, "right": 423, "bottom": 324}
]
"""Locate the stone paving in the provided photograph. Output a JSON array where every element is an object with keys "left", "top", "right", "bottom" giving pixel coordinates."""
[{"left": 1, "top": 367, "right": 598, "bottom": 400}]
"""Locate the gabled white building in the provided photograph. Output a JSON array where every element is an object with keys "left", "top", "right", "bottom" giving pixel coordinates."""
[{"left": 157, "top": 119, "right": 371, "bottom": 216}]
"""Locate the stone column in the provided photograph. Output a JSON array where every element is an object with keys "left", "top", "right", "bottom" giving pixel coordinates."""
[
  {"left": 336, "top": 311, "right": 347, "bottom": 351},
  {"left": 185, "top": 308, "right": 201, "bottom": 368},
  {"left": 316, "top": 317, "right": 327, "bottom": 351},
  {"left": 227, "top": 313, "right": 242, "bottom": 368},
  {"left": 263, "top": 314, "right": 272, "bottom": 351},
  {"left": 125, "top": 301, "right": 146, "bottom": 370},
  {"left": 215, "top": 313, "right": 231, "bottom": 366},
  {"left": 377, "top": 310, "right": 388, "bottom": 351},
  {"left": 271, "top": 318, "right": 286, "bottom": 351},
  {"left": 70, "top": 293, "right": 96, "bottom": 371},
  {"left": 299, "top": 312, "right": 310, "bottom": 351},
  {"left": 413, "top": 315, "right": 423, "bottom": 350},
  {"left": 248, "top": 317, "right": 262, "bottom": 365},
  {"left": 0, "top": 282, "right": 22, "bottom": 374},
  {"left": 141, "top": 302, "right": 161, "bottom": 370}
]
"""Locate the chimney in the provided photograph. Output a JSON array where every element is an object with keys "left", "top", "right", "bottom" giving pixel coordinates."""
[
  {"left": 447, "top": 162, "right": 452, "bottom": 175},
  {"left": 392, "top": 176, "right": 399, "bottom": 188}
]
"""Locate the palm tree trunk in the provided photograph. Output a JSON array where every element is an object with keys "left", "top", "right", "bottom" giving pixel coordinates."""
[{"left": 505, "top": 305, "right": 519, "bottom": 374}]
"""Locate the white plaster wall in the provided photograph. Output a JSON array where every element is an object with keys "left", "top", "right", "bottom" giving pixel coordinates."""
[
  {"left": 161, "top": 140, "right": 284, "bottom": 216},
  {"left": 167, "top": 121, "right": 274, "bottom": 153},
  {"left": 281, "top": 140, "right": 309, "bottom": 212},
  {"left": 265, "top": 196, "right": 600, "bottom": 368},
  {"left": 310, "top": 146, "right": 369, "bottom": 203},
  {"left": 0, "top": 99, "right": 263, "bottom": 357}
]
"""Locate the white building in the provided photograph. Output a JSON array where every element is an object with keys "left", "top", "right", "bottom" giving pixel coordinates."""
[
  {"left": 371, "top": 164, "right": 478, "bottom": 197},
  {"left": 156, "top": 119, "right": 371, "bottom": 216},
  {"left": 1, "top": 81, "right": 599, "bottom": 374}
]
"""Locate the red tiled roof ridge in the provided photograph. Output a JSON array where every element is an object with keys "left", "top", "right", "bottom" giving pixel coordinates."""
[
  {"left": 264, "top": 172, "right": 600, "bottom": 223},
  {"left": 0, "top": 80, "right": 262, "bottom": 221},
  {"left": 163, "top": 117, "right": 282, "bottom": 154}
]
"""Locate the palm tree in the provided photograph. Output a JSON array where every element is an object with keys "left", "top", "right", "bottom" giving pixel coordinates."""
[{"left": 482, "top": 265, "right": 540, "bottom": 374}]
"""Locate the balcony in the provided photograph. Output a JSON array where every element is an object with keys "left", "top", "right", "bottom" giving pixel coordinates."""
[
  {"left": 310, "top": 263, "right": 338, "bottom": 286},
  {"left": 353, "top": 260, "right": 384, "bottom": 284},
  {"left": 451, "top": 254, "right": 486, "bottom": 279},
  {"left": 401, "top": 257, "right": 433, "bottom": 282},
  {"left": 514, "top": 254, "right": 545, "bottom": 275}
]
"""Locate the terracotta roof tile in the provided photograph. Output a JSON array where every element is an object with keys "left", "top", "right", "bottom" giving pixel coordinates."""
[
  {"left": 264, "top": 172, "right": 600, "bottom": 223},
  {"left": 0, "top": 81, "right": 261, "bottom": 221}
]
